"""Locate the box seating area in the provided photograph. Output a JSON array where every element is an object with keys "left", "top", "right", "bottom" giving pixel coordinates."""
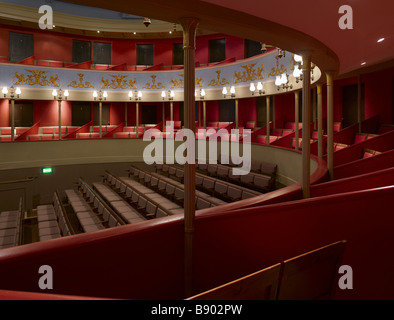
[
  {"left": 129, "top": 165, "right": 227, "bottom": 208},
  {"left": 64, "top": 189, "right": 105, "bottom": 233},
  {"left": 156, "top": 163, "right": 262, "bottom": 202},
  {"left": 0, "top": 197, "right": 23, "bottom": 249}
]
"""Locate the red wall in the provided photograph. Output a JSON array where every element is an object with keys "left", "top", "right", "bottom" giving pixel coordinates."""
[
  {"left": 0, "top": 99, "right": 9, "bottom": 127},
  {"left": 33, "top": 101, "right": 72, "bottom": 126},
  {"left": 238, "top": 97, "right": 256, "bottom": 127}
]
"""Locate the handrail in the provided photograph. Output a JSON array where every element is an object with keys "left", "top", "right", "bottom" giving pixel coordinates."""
[
  {"left": 15, "top": 122, "right": 40, "bottom": 141},
  {"left": 62, "top": 121, "right": 93, "bottom": 140}
]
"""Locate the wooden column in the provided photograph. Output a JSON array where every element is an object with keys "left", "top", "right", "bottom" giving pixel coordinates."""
[
  {"left": 10, "top": 99, "right": 15, "bottom": 142},
  {"left": 170, "top": 101, "right": 174, "bottom": 122},
  {"left": 301, "top": 53, "right": 311, "bottom": 199},
  {"left": 266, "top": 95, "right": 270, "bottom": 144},
  {"left": 317, "top": 84, "right": 323, "bottom": 158},
  {"left": 181, "top": 17, "right": 199, "bottom": 299},
  {"left": 326, "top": 71, "right": 334, "bottom": 180},
  {"left": 294, "top": 91, "right": 300, "bottom": 150},
  {"left": 99, "top": 101, "right": 102, "bottom": 138},
  {"left": 58, "top": 100, "right": 62, "bottom": 140},
  {"left": 136, "top": 101, "right": 139, "bottom": 139},
  {"left": 235, "top": 99, "right": 239, "bottom": 129},
  {"left": 162, "top": 102, "right": 165, "bottom": 124}
]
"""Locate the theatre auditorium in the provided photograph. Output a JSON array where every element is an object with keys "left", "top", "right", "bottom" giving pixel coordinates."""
[{"left": 0, "top": 0, "right": 393, "bottom": 300}]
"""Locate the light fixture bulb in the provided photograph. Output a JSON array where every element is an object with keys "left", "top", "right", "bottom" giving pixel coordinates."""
[
  {"left": 64, "top": 90, "right": 69, "bottom": 97},
  {"left": 161, "top": 91, "right": 166, "bottom": 98},
  {"left": 93, "top": 91, "right": 98, "bottom": 98},
  {"left": 201, "top": 89, "right": 206, "bottom": 97},
  {"left": 138, "top": 91, "right": 142, "bottom": 98},
  {"left": 257, "top": 82, "right": 263, "bottom": 91},
  {"left": 128, "top": 91, "right": 133, "bottom": 98},
  {"left": 294, "top": 54, "right": 303, "bottom": 63},
  {"left": 2, "top": 87, "right": 8, "bottom": 95},
  {"left": 280, "top": 73, "right": 287, "bottom": 84},
  {"left": 103, "top": 91, "right": 108, "bottom": 98},
  {"left": 249, "top": 83, "right": 256, "bottom": 92},
  {"left": 230, "top": 86, "right": 235, "bottom": 94},
  {"left": 15, "top": 87, "right": 21, "bottom": 95},
  {"left": 52, "top": 89, "right": 58, "bottom": 97},
  {"left": 170, "top": 91, "right": 175, "bottom": 98},
  {"left": 275, "top": 75, "right": 281, "bottom": 86},
  {"left": 222, "top": 87, "right": 228, "bottom": 95}
]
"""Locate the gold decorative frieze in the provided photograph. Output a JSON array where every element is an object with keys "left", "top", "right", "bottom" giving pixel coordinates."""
[
  {"left": 101, "top": 74, "right": 137, "bottom": 90},
  {"left": 268, "top": 55, "right": 287, "bottom": 77},
  {"left": 208, "top": 70, "right": 229, "bottom": 87},
  {"left": 13, "top": 69, "right": 60, "bottom": 87},
  {"left": 195, "top": 75, "right": 203, "bottom": 88},
  {"left": 170, "top": 74, "right": 184, "bottom": 89},
  {"left": 170, "top": 74, "right": 204, "bottom": 89},
  {"left": 233, "top": 63, "right": 265, "bottom": 84},
  {"left": 67, "top": 73, "right": 94, "bottom": 89},
  {"left": 143, "top": 75, "right": 165, "bottom": 89}
]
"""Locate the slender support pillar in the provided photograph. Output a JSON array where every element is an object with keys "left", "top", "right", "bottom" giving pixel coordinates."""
[
  {"left": 272, "top": 95, "right": 276, "bottom": 130},
  {"left": 181, "top": 17, "right": 199, "bottom": 299},
  {"left": 357, "top": 75, "right": 362, "bottom": 133},
  {"left": 125, "top": 103, "right": 128, "bottom": 127},
  {"left": 58, "top": 100, "right": 62, "bottom": 140},
  {"left": 99, "top": 101, "right": 102, "bottom": 138},
  {"left": 136, "top": 102, "right": 139, "bottom": 139},
  {"left": 266, "top": 96, "right": 270, "bottom": 144},
  {"left": 317, "top": 84, "right": 323, "bottom": 158},
  {"left": 170, "top": 101, "right": 174, "bottom": 122},
  {"left": 326, "top": 71, "right": 334, "bottom": 179},
  {"left": 312, "top": 88, "right": 317, "bottom": 131},
  {"left": 203, "top": 101, "right": 206, "bottom": 129},
  {"left": 162, "top": 102, "right": 165, "bottom": 123},
  {"left": 10, "top": 99, "right": 15, "bottom": 142},
  {"left": 294, "top": 91, "right": 300, "bottom": 150},
  {"left": 235, "top": 99, "right": 239, "bottom": 129},
  {"left": 302, "top": 53, "right": 311, "bottom": 199}
]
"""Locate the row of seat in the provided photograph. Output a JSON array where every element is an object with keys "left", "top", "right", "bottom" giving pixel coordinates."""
[
  {"left": 78, "top": 178, "right": 126, "bottom": 228},
  {"left": 196, "top": 162, "right": 273, "bottom": 192},
  {"left": 156, "top": 164, "right": 262, "bottom": 202},
  {"left": 0, "top": 197, "right": 23, "bottom": 249},
  {"left": 53, "top": 192, "right": 73, "bottom": 237},
  {"left": 37, "top": 204, "right": 62, "bottom": 241},
  {"left": 104, "top": 171, "right": 184, "bottom": 217},
  {"left": 91, "top": 182, "right": 146, "bottom": 224},
  {"left": 130, "top": 165, "right": 227, "bottom": 209},
  {"left": 217, "top": 156, "right": 277, "bottom": 180},
  {"left": 64, "top": 189, "right": 105, "bottom": 233}
]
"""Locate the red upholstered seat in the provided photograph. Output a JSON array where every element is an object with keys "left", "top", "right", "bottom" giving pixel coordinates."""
[
  {"left": 42, "top": 128, "right": 54, "bottom": 134},
  {"left": 41, "top": 135, "right": 54, "bottom": 141},
  {"left": 1, "top": 128, "right": 11, "bottom": 135},
  {"left": 28, "top": 135, "right": 41, "bottom": 141}
]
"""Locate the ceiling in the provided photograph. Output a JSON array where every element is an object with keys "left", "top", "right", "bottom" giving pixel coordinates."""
[{"left": 1, "top": 0, "right": 393, "bottom": 76}]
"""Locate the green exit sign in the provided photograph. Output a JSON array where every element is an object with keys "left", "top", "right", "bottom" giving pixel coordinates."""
[{"left": 42, "top": 167, "right": 53, "bottom": 174}]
